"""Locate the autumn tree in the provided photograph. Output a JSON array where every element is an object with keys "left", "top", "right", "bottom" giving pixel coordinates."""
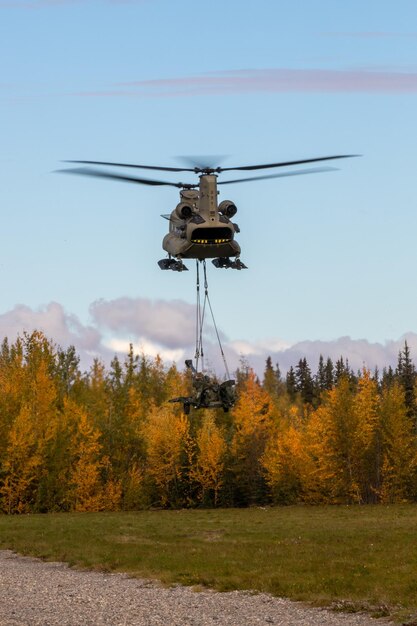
[
  {"left": 1, "top": 405, "right": 43, "bottom": 513},
  {"left": 379, "top": 382, "right": 417, "bottom": 502},
  {"left": 191, "top": 411, "right": 226, "bottom": 506},
  {"left": 352, "top": 370, "right": 381, "bottom": 503},
  {"left": 142, "top": 403, "right": 191, "bottom": 507},
  {"left": 65, "top": 400, "right": 121, "bottom": 511},
  {"left": 305, "top": 376, "right": 359, "bottom": 502},
  {"left": 230, "top": 370, "right": 273, "bottom": 505},
  {"left": 262, "top": 405, "right": 311, "bottom": 503},
  {"left": 0, "top": 333, "right": 61, "bottom": 512}
]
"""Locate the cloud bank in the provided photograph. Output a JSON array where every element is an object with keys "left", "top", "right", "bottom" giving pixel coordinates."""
[
  {"left": 76, "top": 68, "right": 417, "bottom": 98},
  {"left": 233, "top": 335, "right": 414, "bottom": 377},
  {"left": 0, "top": 299, "right": 414, "bottom": 377},
  {"left": 0, "top": 302, "right": 107, "bottom": 363}
]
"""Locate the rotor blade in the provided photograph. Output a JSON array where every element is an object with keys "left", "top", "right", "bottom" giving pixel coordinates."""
[
  {"left": 217, "top": 166, "right": 338, "bottom": 185},
  {"left": 175, "top": 155, "right": 228, "bottom": 170},
  {"left": 218, "top": 154, "right": 359, "bottom": 173},
  {"left": 57, "top": 167, "right": 194, "bottom": 188},
  {"left": 63, "top": 160, "right": 196, "bottom": 173}
]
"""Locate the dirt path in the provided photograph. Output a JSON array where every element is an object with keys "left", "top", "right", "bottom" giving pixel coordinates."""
[{"left": 0, "top": 550, "right": 395, "bottom": 626}]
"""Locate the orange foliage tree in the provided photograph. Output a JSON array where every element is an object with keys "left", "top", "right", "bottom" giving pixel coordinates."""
[
  {"left": 262, "top": 406, "right": 313, "bottom": 503},
  {"left": 142, "top": 403, "right": 191, "bottom": 507},
  {"left": 230, "top": 370, "right": 274, "bottom": 505},
  {"left": 191, "top": 411, "right": 226, "bottom": 506},
  {"left": 2, "top": 331, "right": 417, "bottom": 511}
]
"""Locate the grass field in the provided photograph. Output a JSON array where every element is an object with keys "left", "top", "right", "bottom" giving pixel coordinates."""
[{"left": 1, "top": 505, "right": 417, "bottom": 623}]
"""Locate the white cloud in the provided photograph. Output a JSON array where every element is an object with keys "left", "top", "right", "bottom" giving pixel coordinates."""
[
  {"left": 0, "top": 302, "right": 110, "bottom": 366},
  {"left": 90, "top": 296, "right": 196, "bottom": 349},
  {"left": 229, "top": 338, "right": 294, "bottom": 357},
  {"left": 105, "top": 337, "right": 185, "bottom": 364},
  {"left": 0, "top": 301, "right": 99, "bottom": 349}
]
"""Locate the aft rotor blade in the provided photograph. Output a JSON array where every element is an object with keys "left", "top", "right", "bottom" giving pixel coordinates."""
[
  {"left": 217, "top": 166, "right": 338, "bottom": 185},
  {"left": 218, "top": 154, "right": 358, "bottom": 173},
  {"left": 63, "top": 160, "right": 196, "bottom": 173},
  {"left": 57, "top": 167, "right": 194, "bottom": 188},
  {"left": 175, "top": 155, "right": 228, "bottom": 170}
]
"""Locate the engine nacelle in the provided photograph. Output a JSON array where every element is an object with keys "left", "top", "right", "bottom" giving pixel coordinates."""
[
  {"left": 175, "top": 202, "right": 194, "bottom": 220},
  {"left": 218, "top": 200, "right": 237, "bottom": 218}
]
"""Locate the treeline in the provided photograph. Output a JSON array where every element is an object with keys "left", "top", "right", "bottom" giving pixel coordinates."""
[{"left": 1, "top": 331, "right": 417, "bottom": 513}]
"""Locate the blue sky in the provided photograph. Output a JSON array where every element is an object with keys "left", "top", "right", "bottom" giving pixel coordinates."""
[{"left": 1, "top": 0, "right": 417, "bottom": 374}]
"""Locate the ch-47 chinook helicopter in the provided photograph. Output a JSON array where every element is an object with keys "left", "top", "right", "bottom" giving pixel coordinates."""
[{"left": 61, "top": 154, "right": 356, "bottom": 271}]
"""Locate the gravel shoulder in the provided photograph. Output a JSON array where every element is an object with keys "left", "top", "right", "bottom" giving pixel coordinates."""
[{"left": 0, "top": 550, "right": 395, "bottom": 626}]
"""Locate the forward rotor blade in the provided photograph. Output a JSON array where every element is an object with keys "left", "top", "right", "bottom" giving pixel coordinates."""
[
  {"left": 175, "top": 155, "right": 227, "bottom": 170},
  {"left": 217, "top": 166, "right": 338, "bottom": 185},
  {"left": 218, "top": 154, "right": 359, "bottom": 173},
  {"left": 57, "top": 167, "right": 193, "bottom": 188},
  {"left": 63, "top": 160, "right": 196, "bottom": 173}
]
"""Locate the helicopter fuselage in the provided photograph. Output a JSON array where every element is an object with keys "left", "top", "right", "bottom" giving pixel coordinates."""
[{"left": 162, "top": 174, "right": 241, "bottom": 260}]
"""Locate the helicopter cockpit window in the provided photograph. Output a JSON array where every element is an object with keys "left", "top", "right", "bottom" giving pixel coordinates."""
[{"left": 191, "top": 227, "right": 232, "bottom": 244}]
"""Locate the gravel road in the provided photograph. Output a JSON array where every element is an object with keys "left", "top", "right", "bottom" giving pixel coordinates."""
[{"left": 0, "top": 550, "right": 395, "bottom": 626}]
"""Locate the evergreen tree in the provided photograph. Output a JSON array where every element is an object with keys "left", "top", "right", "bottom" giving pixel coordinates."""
[
  {"left": 314, "top": 355, "right": 334, "bottom": 400},
  {"left": 396, "top": 341, "right": 416, "bottom": 426},
  {"left": 381, "top": 365, "right": 395, "bottom": 390},
  {"left": 315, "top": 355, "right": 327, "bottom": 393},
  {"left": 324, "top": 357, "right": 334, "bottom": 390},
  {"left": 286, "top": 366, "right": 297, "bottom": 401},
  {"left": 335, "top": 357, "right": 347, "bottom": 383},
  {"left": 295, "top": 358, "right": 314, "bottom": 405}
]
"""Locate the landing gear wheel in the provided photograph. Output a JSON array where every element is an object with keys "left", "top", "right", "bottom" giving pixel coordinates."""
[
  {"left": 212, "top": 257, "right": 247, "bottom": 270},
  {"left": 158, "top": 258, "right": 189, "bottom": 271}
]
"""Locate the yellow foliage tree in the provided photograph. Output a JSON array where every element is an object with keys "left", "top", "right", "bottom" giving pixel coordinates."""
[
  {"left": 262, "top": 405, "right": 313, "bottom": 503},
  {"left": 1, "top": 353, "right": 61, "bottom": 513},
  {"left": 0, "top": 405, "right": 42, "bottom": 513},
  {"left": 191, "top": 411, "right": 226, "bottom": 505},
  {"left": 379, "top": 382, "right": 417, "bottom": 502},
  {"left": 142, "top": 403, "right": 190, "bottom": 506},
  {"left": 352, "top": 370, "right": 381, "bottom": 503},
  {"left": 305, "top": 376, "right": 359, "bottom": 502},
  {"left": 231, "top": 370, "right": 274, "bottom": 504},
  {"left": 0, "top": 338, "right": 25, "bottom": 461},
  {"left": 122, "top": 462, "right": 146, "bottom": 510},
  {"left": 66, "top": 400, "right": 120, "bottom": 512}
]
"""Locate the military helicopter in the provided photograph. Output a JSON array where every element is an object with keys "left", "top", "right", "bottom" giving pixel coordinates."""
[{"left": 61, "top": 154, "right": 356, "bottom": 271}]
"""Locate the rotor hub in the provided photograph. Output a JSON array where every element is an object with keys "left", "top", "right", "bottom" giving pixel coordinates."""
[{"left": 194, "top": 167, "right": 222, "bottom": 175}]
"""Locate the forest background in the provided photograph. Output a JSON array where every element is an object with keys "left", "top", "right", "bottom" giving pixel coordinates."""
[{"left": 1, "top": 331, "right": 417, "bottom": 514}]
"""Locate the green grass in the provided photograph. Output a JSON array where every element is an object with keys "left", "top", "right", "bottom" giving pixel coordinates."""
[{"left": 1, "top": 505, "right": 417, "bottom": 622}]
